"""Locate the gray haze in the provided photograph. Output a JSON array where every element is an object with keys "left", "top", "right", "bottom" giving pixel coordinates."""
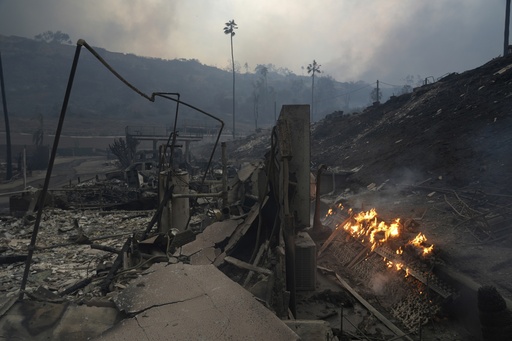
[{"left": 0, "top": 0, "right": 508, "bottom": 85}]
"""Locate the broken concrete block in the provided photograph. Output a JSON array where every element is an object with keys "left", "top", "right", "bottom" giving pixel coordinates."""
[{"left": 100, "top": 263, "right": 300, "bottom": 340}]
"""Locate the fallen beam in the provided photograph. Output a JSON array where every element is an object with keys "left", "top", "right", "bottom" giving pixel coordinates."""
[
  {"left": 90, "top": 244, "right": 121, "bottom": 254},
  {"left": 100, "top": 237, "right": 132, "bottom": 295},
  {"left": 317, "top": 215, "right": 352, "bottom": 256},
  {"left": 317, "top": 265, "right": 413, "bottom": 341},
  {"left": 224, "top": 256, "right": 273, "bottom": 276},
  {"left": 60, "top": 277, "right": 93, "bottom": 296},
  {"left": 243, "top": 241, "right": 269, "bottom": 287}
]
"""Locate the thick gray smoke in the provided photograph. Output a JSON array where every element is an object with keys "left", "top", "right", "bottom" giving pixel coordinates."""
[{"left": 0, "top": 0, "right": 506, "bottom": 84}]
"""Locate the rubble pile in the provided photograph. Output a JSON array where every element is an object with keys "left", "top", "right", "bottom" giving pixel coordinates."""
[
  {"left": 391, "top": 290, "right": 441, "bottom": 332},
  {"left": 316, "top": 202, "right": 453, "bottom": 335},
  {"left": 0, "top": 209, "right": 154, "bottom": 300}
]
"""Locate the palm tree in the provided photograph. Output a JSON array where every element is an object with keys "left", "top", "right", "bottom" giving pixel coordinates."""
[
  {"left": 224, "top": 20, "right": 238, "bottom": 138},
  {"left": 307, "top": 60, "right": 321, "bottom": 122}
]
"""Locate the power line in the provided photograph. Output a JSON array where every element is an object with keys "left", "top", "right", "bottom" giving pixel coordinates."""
[
  {"left": 315, "top": 82, "right": 375, "bottom": 104},
  {"left": 379, "top": 80, "right": 402, "bottom": 88}
]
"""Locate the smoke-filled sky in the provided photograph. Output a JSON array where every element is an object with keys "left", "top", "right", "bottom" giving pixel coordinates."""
[{"left": 0, "top": 0, "right": 509, "bottom": 85}]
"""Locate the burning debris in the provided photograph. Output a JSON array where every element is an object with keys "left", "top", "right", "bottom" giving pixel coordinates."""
[
  {"left": 321, "top": 205, "right": 435, "bottom": 273},
  {"left": 316, "top": 201, "right": 457, "bottom": 336}
]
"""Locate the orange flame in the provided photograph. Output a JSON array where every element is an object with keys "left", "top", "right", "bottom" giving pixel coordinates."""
[
  {"left": 408, "top": 232, "right": 434, "bottom": 255},
  {"left": 326, "top": 207, "right": 434, "bottom": 278},
  {"left": 339, "top": 209, "right": 401, "bottom": 251}
]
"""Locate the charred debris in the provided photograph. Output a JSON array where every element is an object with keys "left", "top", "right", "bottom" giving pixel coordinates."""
[
  {"left": 0, "top": 40, "right": 329, "bottom": 340},
  {"left": 1, "top": 40, "right": 512, "bottom": 341}
]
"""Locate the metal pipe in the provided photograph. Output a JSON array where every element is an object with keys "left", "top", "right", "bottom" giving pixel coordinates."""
[
  {"left": 221, "top": 142, "right": 228, "bottom": 207},
  {"left": 23, "top": 147, "right": 26, "bottom": 189},
  {"left": 172, "top": 192, "right": 223, "bottom": 199},
  {"left": 0, "top": 189, "right": 31, "bottom": 197},
  {"left": 282, "top": 157, "right": 296, "bottom": 318},
  {"left": 313, "top": 164, "right": 327, "bottom": 232},
  {"left": 340, "top": 305, "right": 343, "bottom": 335},
  {"left": 196, "top": 180, "right": 223, "bottom": 184},
  {"left": 19, "top": 41, "right": 83, "bottom": 300}
]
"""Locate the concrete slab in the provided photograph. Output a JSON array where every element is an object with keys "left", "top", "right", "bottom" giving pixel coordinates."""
[
  {"left": 214, "top": 200, "right": 267, "bottom": 266},
  {"left": 179, "top": 236, "right": 213, "bottom": 257},
  {"left": 179, "top": 219, "right": 240, "bottom": 258},
  {"left": 98, "top": 263, "right": 300, "bottom": 340},
  {"left": 237, "top": 162, "right": 260, "bottom": 182},
  {"left": 189, "top": 246, "right": 218, "bottom": 265},
  {"left": 200, "top": 219, "right": 240, "bottom": 244}
]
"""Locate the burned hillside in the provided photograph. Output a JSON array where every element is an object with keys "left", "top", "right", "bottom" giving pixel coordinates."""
[
  {"left": 311, "top": 54, "right": 512, "bottom": 191},
  {"left": 227, "top": 54, "right": 512, "bottom": 192}
]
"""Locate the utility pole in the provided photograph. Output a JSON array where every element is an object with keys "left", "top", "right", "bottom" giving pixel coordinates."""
[
  {"left": 376, "top": 80, "right": 380, "bottom": 103},
  {"left": 505, "top": 0, "right": 511, "bottom": 56}
]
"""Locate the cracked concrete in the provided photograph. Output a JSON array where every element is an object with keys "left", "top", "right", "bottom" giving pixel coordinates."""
[{"left": 96, "top": 263, "right": 300, "bottom": 340}]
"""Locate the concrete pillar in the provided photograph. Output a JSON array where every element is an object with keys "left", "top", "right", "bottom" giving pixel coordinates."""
[
  {"left": 278, "top": 105, "right": 311, "bottom": 230},
  {"left": 277, "top": 104, "right": 311, "bottom": 318}
]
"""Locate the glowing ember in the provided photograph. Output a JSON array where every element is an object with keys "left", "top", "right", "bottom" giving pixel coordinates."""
[
  {"left": 409, "top": 232, "right": 428, "bottom": 246},
  {"left": 422, "top": 244, "right": 434, "bottom": 255}
]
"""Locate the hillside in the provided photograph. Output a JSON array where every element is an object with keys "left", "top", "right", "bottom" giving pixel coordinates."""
[
  {"left": 0, "top": 34, "right": 376, "bottom": 136},
  {"left": 311, "top": 54, "right": 512, "bottom": 193},
  {"left": 228, "top": 53, "right": 512, "bottom": 193}
]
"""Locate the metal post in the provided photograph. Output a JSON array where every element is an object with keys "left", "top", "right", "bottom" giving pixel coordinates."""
[
  {"left": 23, "top": 147, "right": 26, "bottom": 189},
  {"left": 313, "top": 164, "right": 327, "bottom": 232},
  {"left": 340, "top": 305, "right": 344, "bottom": 335},
  {"left": 221, "top": 142, "right": 228, "bottom": 208},
  {"left": 19, "top": 41, "right": 83, "bottom": 300},
  {"left": 376, "top": 80, "right": 380, "bottom": 103}
]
